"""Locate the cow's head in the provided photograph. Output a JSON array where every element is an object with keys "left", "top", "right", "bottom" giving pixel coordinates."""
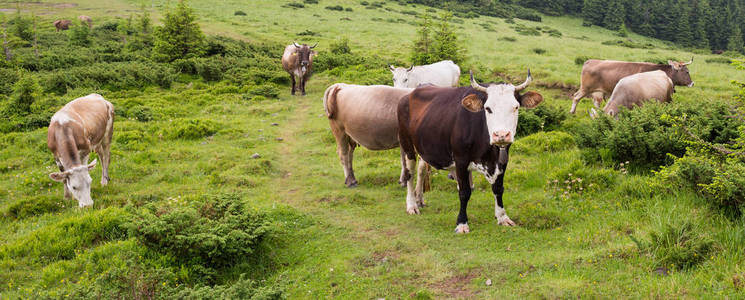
[
  {"left": 463, "top": 70, "right": 543, "bottom": 146},
  {"left": 49, "top": 160, "right": 97, "bottom": 207},
  {"left": 667, "top": 58, "right": 694, "bottom": 87},
  {"left": 293, "top": 42, "right": 317, "bottom": 73},
  {"left": 389, "top": 65, "right": 415, "bottom": 88}
]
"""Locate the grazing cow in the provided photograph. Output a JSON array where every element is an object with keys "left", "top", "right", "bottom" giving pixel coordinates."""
[
  {"left": 78, "top": 15, "right": 92, "bottom": 28},
  {"left": 281, "top": 42, "right": 317, "bottom": 96},
  {"left": 47, "top": 94, "right": 114, "bottom": 208},
  {"left": 601, "top": 70, "right": 675, "bottom": 117},
  {"left": 570, "top": 58, "right": 694, "bottom": 114},
  {"left": 325, "top": 83, "right": 431, "bottom": 189},
  {"left": 398, "top": 70, "right": 543, "bottom": 233},
  {"left": 389, "top": 60, "right": 461, "bottom": 88},
  {"left": 53, "top": 19, "right": 72, "bottom": 32}
]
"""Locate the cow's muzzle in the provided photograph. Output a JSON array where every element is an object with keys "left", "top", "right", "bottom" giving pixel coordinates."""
[{"left": 491, "top": 131, "right": 513, "bottom": 146}]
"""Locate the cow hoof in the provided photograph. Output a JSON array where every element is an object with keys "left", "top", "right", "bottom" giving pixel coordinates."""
[
  {"left": 302, "top": 92, "right": 307, "bottom": 96},
  {"left": 406, "top": 206, "right": 420, "bottom": 215},
  {"left": 345, "top": 179, "right": 358, "bottom": 187},
  {"left": 399, "top": 180, "right": 407, "bottom": 187},
  {"left": 497, "top": 216, "right": 516, "bottom": 226},
  {"left": 447, "top": 173, "right": 455, "bottom": 180},
  {"left": 101, "top": 178, "right": 109, "bottom": 186},
  {"left": 455, "top": 223, "right": 470, "bottom": 234}
]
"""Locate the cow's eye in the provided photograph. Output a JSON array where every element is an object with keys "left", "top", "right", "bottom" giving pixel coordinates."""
[
  {"left": 403, "top": 79, "right": 408, "bottom": 82},
  {"left": 485, "top": 107, "right": 492, "bottom": 114}
]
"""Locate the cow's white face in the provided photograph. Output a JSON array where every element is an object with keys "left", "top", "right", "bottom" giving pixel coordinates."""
[
  {"left": 50, "top": 160, "right": 97, "bottom": 207},
  {"left": 390, "top": 66, "right": 414, "bottom": 88},
  {"left": 482, "top": 85, "right": 520, "bottom": 145}
]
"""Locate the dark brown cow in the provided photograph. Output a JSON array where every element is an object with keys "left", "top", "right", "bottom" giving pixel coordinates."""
[
  {"left": 53, "top": 19, "right": 72, "bottom": 32},
  {"left": 398, "top": 70, "right": 543, "bottom": 233},
  {"left": 570, "top": 59, "right": 694, "bottom": 113},
  {"left": 48, "top": 94, "right": 114, "bottom": 208},
  {"left": 281, "top": 42, "right": 317, "bottom": 96},
  {"left": 79, "top": 15, "right": 92, "bottom": 28}
]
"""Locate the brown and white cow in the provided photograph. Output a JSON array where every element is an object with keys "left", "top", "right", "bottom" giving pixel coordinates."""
[
  {"left": 78, "top": 15, "right": 92, "bottom": 29},
  {"left": 47, "top": 94, "right": 114, "bottom": 208},
  {"left": 281, "top": 42, "right": 317, "bottom": 96},
  {"left": 53, "top": 19, "right": 72, "bottom": 32},
  {"left": 570, "top": 59, "right": 694, "bottom": 114},
  {"left": 324, "top": 83, "right": 430, "bottom": 188},
  {"left": 398, "top": 70, "right": 543, "bottom": 233},
  {"left": 600, "top": 70, "right": 675, "bottom": 117}
]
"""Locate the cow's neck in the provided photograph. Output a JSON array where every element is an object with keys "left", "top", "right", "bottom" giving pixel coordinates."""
[{"left": 55, "top": 125, "right": 83, "bottom": 170}]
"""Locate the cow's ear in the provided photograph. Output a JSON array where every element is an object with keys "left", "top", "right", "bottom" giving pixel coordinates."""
[
  {"left": 668, "top": 60, "right": 680, "bottom": 69},
  {"left": 87, "top": 159, "right": 97, "bottom": 170},
  {"left": 389, "top": 65, "right": 395, "bottom": 72},
  {"left": 518, "top": 91, "right": 543, "bottom": 109},
  {"left": 461, "top": 94, "right": 483, "bottom": 112},
  {"left": 50, "top": 171, "right": 69, "bottom": 182}
]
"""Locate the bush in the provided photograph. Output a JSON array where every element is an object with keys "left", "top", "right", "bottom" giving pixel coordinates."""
[
  {"left": 512, "top": 24, "right": 540, "bottom": 36},
  {"left": 152, "top": 1, "right": 206, "bottom": 62},
  {"left": 516, "top": 109, "right": 543, "bottom": 137},
  {"left": 125, "top": 193, "right": 268, "bottom": 269},
  {"left": 498, "top": 36, "right": 517, "bottom": 42},
  {"left": 345, "top": 7, "right": 353, "bottom": 12},
  {"left": 514, "top": 131, "right": 576, "bottom": 154},
  {"left": 164, "top": 275, "right": 284, "bottom": 299},
  {"left": 330, "top": 37, "right": 351, "bottom": 54},
  {"left": 601, "top": 39, "right": 654, "bottom": 49},
  {"left": 569, "top": 101, "right": 740, "bottom": 170},
  {"left": 234, "top": 10, "right": 247, "bottom": 16},
  {"left": 129, "top": 105, "right": 154, "bottom": 122},
  {"left": 304, "top": 0, "right": 318, "bottom": 3},
  {"left": 0, "top": 68, "right": 19, "bottom": 95},
  {"left": 6, "top": 73, "right": 41, "bottom": 115},
  {"left": 706, "top": 57, "right": 733, "bottom": 64},
  {"left": 40, "top": 62, "right": 176, "bottom": 94},
  {"left": 296, "top": 29, "right": 318, "bottom": 36},
  {"left": 69, "top": 20, "right": 91, "bottom": 46},
  {"left": 287, "top": 2, "right": 304, "bottom": 8},
  {"left": 575, "top": 55, "right": 590, "bottom": 65},
  {"left": 325, "top": 5, "right": 344, "bottom": 11},
  {"left": 532, "top": 48, "right": 546, "bottom": 54},
  {"left": 631, "top": 221, "right": 714, "bottom": 270},
  {"left": 163, "top": 118, "right": 220, "bottom": 139},
  {"left": 3, "top": 195, "right": 62, "bottom": 219},
  {"left": 249, "top": 84, "right": 280, "bottom": 98}
]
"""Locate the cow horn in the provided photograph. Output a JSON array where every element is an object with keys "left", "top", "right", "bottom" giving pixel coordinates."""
[
  {"left": 514, "top": 69, "right": 532, "bottom": 91},
  {"left": 470, "top": 71, "right": 488, "bottom": 93},
  {"left": 406, "top": 65, "right": 414, "bottom": 72},
  {"left": 293, "top": 42, "right": 301, "bottom": 48},
  {"left": 683, "top": 57, "right": 693, "bottom": 65},
  {"left": 310, "top": 42, "right": 318, "bottom": 49}
]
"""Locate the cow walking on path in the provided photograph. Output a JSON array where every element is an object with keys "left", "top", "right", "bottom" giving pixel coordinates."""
[
  {"left": 282, "top": 42, "right": 317, "bottom": 96},
  {"left": 389, "top": 60, "right": 461, "bottom": 88},
  {"left": 47, "top": 94, "right": 114, "bottom": 208},
  {"left": 324, "top": 83, "right": 431, "bottom": 189},
  {"left": 398, "top": 70, "right": 543, "bottom": 233},
  {"left": 570, "top": 59, "right": 694, "bottom": 114}
]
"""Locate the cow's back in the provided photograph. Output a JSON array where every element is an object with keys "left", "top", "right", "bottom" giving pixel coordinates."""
[
  {"left": 606, "top": 71, "right": 673, "bottom": 113},
  {"left": 281, "top": 45, "right": 297, "bottom": 72},
  {"left": 55, "top": 94, "right": 113, "bottom": 146},
  {"left": 582, "top": 60, "right": 661, "bottom": 94},
  {"left": 332, "top": 84, "right": 412, "bottom": 150},
  {"left": 412, "top": 61, "right": 461, "bottom": 87}
]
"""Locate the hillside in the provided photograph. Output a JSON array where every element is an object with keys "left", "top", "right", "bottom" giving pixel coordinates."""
[{"left": 1, "top": 0, "right": 745, "bottom": 298}]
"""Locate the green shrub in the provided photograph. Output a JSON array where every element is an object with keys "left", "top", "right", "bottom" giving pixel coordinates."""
[
  {"left": 575, "top": 56, "right": 591, "bottom": 65},
  {"left": 304, "top": 0, "right": 318, "bottom": 3},
  {"left": 330, "top": 37, "right": 352, "bottom": 54},
  {"left": 0, "top": 68, "right": 19, "bottom": 95},
  {"left": 296, "top": 29, "right": 318, "bottom": 36},
  {"left": 516, "top": 109, "right": 543, "bottom": 137},
  {"left": 631, "top": 221, "right": 714, "bottom": 270},
  {"left": 512, "top": 24, "right": 540, "bottom": 36},
  {"left": 164, "top": 275, "right": 284, "bottom": 299},
  {"left": 532, "top": 48, "right": 546, "bottom": 54},
  {"left": 249, "top": 84, "right": 280, "bottom": 98},
  {"left": 705, "top": 57, "right": 733, "bottom": 64},
  {"left": 152, "top": 1, "right": 206, "bottom": 62},
  {"left": 325, "top": 5, "right": 344, "bottom": 11},
  {"left": 546, "top": 160, "right": 617, "bottom": 199},
  {"left": 345, "top": 7, "right": 353, "bottom": 12},
  {"left": 234, "top": 10, "right": 247, "bottom": 16},
  {"left": 163, "top": 119, "right": 220, "bottom": 139},
  {"left": 129, "top": 105, "right": 154, "bottom": 122},
  {"left": 287, "top": 2, "right": 304, "bottom": 8},
  {"left": 498, "top": 36, "right": 517, "bottom": 42},
  {"left": 69, "top": 20, "right": 91, "bottom": 46},
  {"left": 41, "top": 62, "right": 176, "bottom": 94},
  {"left": 601, "top": 39, "right": 654, "bottom": 49},
  {"left": 6, "top": 73, "right": 41, "bottom": 115},
  {"left": 125, "top": 193, "right": 268, "bottom": 269},
  {"left": 3, "top": 195, "right": 62, "bottom": 219}
]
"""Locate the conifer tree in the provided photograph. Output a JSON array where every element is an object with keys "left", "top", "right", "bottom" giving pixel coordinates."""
[
  {"left": 582, "top": 0, "right": 605, "bottom": 26},
  {"left": 603, "top": 0, "right": 625, "bottom": 30},
  {"left": 152, "top": 0, "right": 206, "bottom": 62},
  {"left": 727, "top": 23, "right": 744, "bottom": 53}
]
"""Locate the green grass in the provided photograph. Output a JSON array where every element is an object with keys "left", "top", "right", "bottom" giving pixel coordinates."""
[{"left": 2, "top": 0, "right": 745, "bottom": 298}]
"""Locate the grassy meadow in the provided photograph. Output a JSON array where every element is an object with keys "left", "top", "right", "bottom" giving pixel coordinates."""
[{"left": 1, "top": 0, "right": 745, "bottom": 298}]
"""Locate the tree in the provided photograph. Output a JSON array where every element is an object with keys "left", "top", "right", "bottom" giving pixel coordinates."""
[
  {"left": 727, "top": 23, "right": 744, "bottom": 53},
  {"left": 152, "top": 0, "right": 206, "bottom": 62},
  {"left": 410, "top": 14, "right": 433, "bottom": 65},
  {"left": 10, "top": 10, "right": 32, "bottom": 42},
  {"left": 410, "top": 12, "right": 465, "bottom": 65},
  {"left": 582, "top": 0, "right": 605, "bottom": 26},
  {"left": 673, "top": 3, "right": 693, "bottom": 46},
  {"left": 690, "top": 0, "right": 711, "bottom": 49},
  {"left": 69, "top": 19, "right": 91, "bottom": 46},
  {"left": 603, "top": 0, "right": 625, "bottom": 30},
  {"left": 8, "top": 73, "right": 40, "bottom": 115}
]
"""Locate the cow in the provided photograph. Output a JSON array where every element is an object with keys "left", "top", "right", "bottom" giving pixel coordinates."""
[
  {"left": 53, "top": 19, "right": 72, "bottom": 32},
  {"left": 47, "top": 94, "right": 114, "bottom": 208},
  {"left": 599, "top": 70, "right": 675, "bottom": 117},
  {"left": 324, "top": 83, "right": 432, "bottom": 190},
  {"left": 569, "top": 58, "right": 694, "bottom": 114},
  {"left": 398, "top": 70, "right": 543, "bottom": 233},
  {"left": 281, "top": 42, "right": 317, "bottom": 96},
  {"left": 78, "top": 15, "right": 92, "bottom": 28},
  {"left": 389, "top": 60, "right": 461, "bottom": 88}
]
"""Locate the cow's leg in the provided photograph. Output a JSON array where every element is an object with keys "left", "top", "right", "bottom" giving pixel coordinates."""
[
  {"left": 591, "top": 92, "right": 604, "bottom": 109},
  {"left": 414, "top": 158, "right": 428, "bottom": 207},
  {"left": 455, "top": 163, "right": 472, "bottom": 233},
  {"left": 301, "top": 76, "right": 307, "bottom": 96},
  {"left": 398, "top": 151, "right": 407, "bottom": 187},
  {"left": 96, "top": 145, "right": 111, "bottom": 186},
  {"left": 493, "top": 170, "right": 515, "bottom": 226},
  {"left": 404, "top": 156, "right": 420, "bottom": 215},
  {"left": 330, "top": 123, "right": 357, "bottom": 187},
  {"left": 570, "top": 89, "right": 585, "bottom": 114},
  {"left": 290, "top": 74, "right": 296, "bottom": 95},
  {"left": 56, "top": 160, "right": 71, "bottom": 199}
]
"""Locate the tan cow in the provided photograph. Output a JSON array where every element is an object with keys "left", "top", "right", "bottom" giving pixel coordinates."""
[
  {"left": 78, "top": 15, "right": 92, "bottom": 28},
  {"left": 601, "top": 70, "right": 675, "bottom": 117},
  {"left": 47, "top": 94, "right": 114, "bottom": 208},
  {"left": 281, "top": 42, "right": 317, "bottom": 96},
  {"left": 324, "top": 83, "right": 428, "bottom": 188},
  {"left": 570, "top": 59, "right": 693, "bottom": 114},
  {"left": 53, "top": 19, "right": 72, "bottom": 32}
]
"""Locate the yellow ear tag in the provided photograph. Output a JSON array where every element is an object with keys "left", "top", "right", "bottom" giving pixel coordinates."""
[{"left": 292, "top": 52, "right": 297, "bottom": 56}]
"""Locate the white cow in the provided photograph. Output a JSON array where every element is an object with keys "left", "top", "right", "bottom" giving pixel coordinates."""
[{"left": 389, "top": 60, "right": 461, "bottom": 88}]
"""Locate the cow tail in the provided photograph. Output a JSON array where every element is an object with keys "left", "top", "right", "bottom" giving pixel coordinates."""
[
  {"left": 323, "top": 84, "right": 341, "bottom": 119},
  {"left": 422, "top": 163, "right": 431, "bottom": 192}
]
